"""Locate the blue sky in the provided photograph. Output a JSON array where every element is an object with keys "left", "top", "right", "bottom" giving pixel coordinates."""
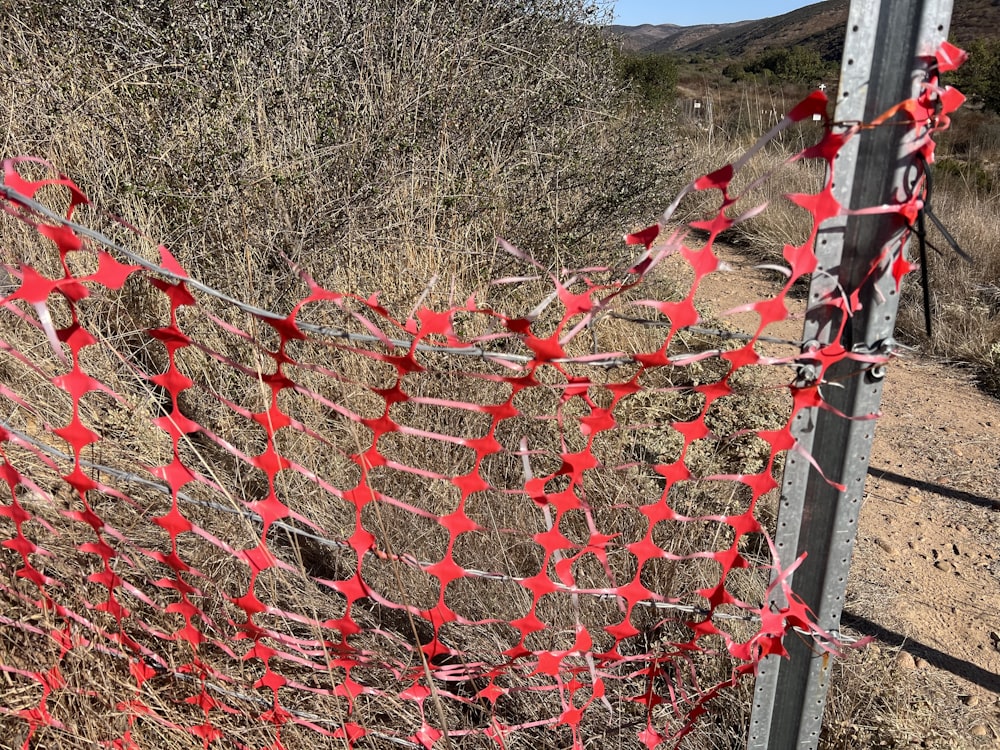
[{"left": 611, "top": 0, "right": 820, "bottom": 27}]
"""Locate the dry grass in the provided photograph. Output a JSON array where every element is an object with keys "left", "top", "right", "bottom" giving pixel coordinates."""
[
  {"left": 676, "top": 81, "right": 1000, "bottom": 396},
  {"left": 1, "top": 0, "right": 686, "bottom": 312},
  {"left": 895, "top": 110, "right": 1000, "bottom": 394},
  {"left": 0, "top": 5, "right": 992, "bottom": 750},
  {"left": 1, "top": 4, "right": 782, "bottom": 745},
  {"left": 0, "top": 207, "right": 792, "bottom": 747}
]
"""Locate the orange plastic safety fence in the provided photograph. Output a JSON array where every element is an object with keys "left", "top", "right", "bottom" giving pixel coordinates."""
[{"left": 0, "top": 44, "right": 965, "bottom": 750}]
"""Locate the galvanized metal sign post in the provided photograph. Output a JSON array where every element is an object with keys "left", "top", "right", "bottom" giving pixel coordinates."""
[{"left": 748, "top": 1, "right": 955, "bottom": 747}]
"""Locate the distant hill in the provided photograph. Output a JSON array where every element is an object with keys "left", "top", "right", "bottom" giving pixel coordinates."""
[
  {"left": 606, "top": 22, "right": 753, "bottom": 53},
  {"left": 610, "top": 0, "right": 1000, "bottom": 61}
]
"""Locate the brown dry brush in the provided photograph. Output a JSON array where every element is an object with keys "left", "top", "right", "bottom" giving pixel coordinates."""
[
  {"left": 0, "top": 4, "right": 776, "bottom": 747},
  {"left": 0, "top": 179, "right": 790, "bottom": 746},
  {"left": 0, "top": 191, "right": 788, "bottom": 750},
  {"left": 2, "top": 0, "right": 683, "bottom": 308},
  {"left": 0, "top": 3, "right": 984, "bottom": 750}
]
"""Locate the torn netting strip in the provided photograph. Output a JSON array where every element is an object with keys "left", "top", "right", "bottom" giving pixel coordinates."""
[{"left": 0, "top": 48, "right": 964, "bottom": 750}]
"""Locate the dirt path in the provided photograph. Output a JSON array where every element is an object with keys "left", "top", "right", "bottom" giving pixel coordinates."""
[
  {"left": 855, "top": 360, "right": 1000, "bottom": 732},
  {"left": 683, "top": 244, "right": 1000, "bottom": 743}
]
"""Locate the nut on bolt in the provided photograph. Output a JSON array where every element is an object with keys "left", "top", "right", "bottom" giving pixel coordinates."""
[
  {"left": 796, "top": 339, "right": 822, "bottom": 385},
  {"left": 858, "top": 339, "right": 894, "bottom": 381},
  {"left": 797, "top": 363, "right": 821, "bottom": 384}
]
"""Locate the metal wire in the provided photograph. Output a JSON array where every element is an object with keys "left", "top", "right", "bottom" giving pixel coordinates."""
[
  {"left": 0, "top": 184, "right": 643, "bottom": 369},
  {"left": 0, "top": 182, "right": 834, "bottom": 374}
]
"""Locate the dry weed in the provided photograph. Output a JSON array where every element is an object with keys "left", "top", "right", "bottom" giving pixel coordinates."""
[{"left": 3, "top": 4, "right": 995, "bottom": 748}]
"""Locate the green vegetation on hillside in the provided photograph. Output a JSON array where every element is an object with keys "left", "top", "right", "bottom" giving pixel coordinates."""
[
  {"left": 618, "top": 51, "right": 680, "bottom": 107},
  {"left": 950, "top": 37, "right": 1000, "bottom": 112},
  {"left": 723, "top": 46, "right": 833, "bottom": 85}
]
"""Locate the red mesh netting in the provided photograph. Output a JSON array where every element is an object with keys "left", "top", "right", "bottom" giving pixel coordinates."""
[{"left": 0, "top": 45, "right": 965, "bottom": 750}]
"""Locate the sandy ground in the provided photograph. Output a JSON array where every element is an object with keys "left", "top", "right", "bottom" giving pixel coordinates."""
[{"left": 855, "top": 358, "right": 1000, "bottom": 735}]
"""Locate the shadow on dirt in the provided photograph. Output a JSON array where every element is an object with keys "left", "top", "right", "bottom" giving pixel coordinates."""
[
  {"left": 842, "top": 610, "right": 1000, "bottom": 694},
  {"left": 869, "top": 466, "right": 1000, "bottom": 511}
]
